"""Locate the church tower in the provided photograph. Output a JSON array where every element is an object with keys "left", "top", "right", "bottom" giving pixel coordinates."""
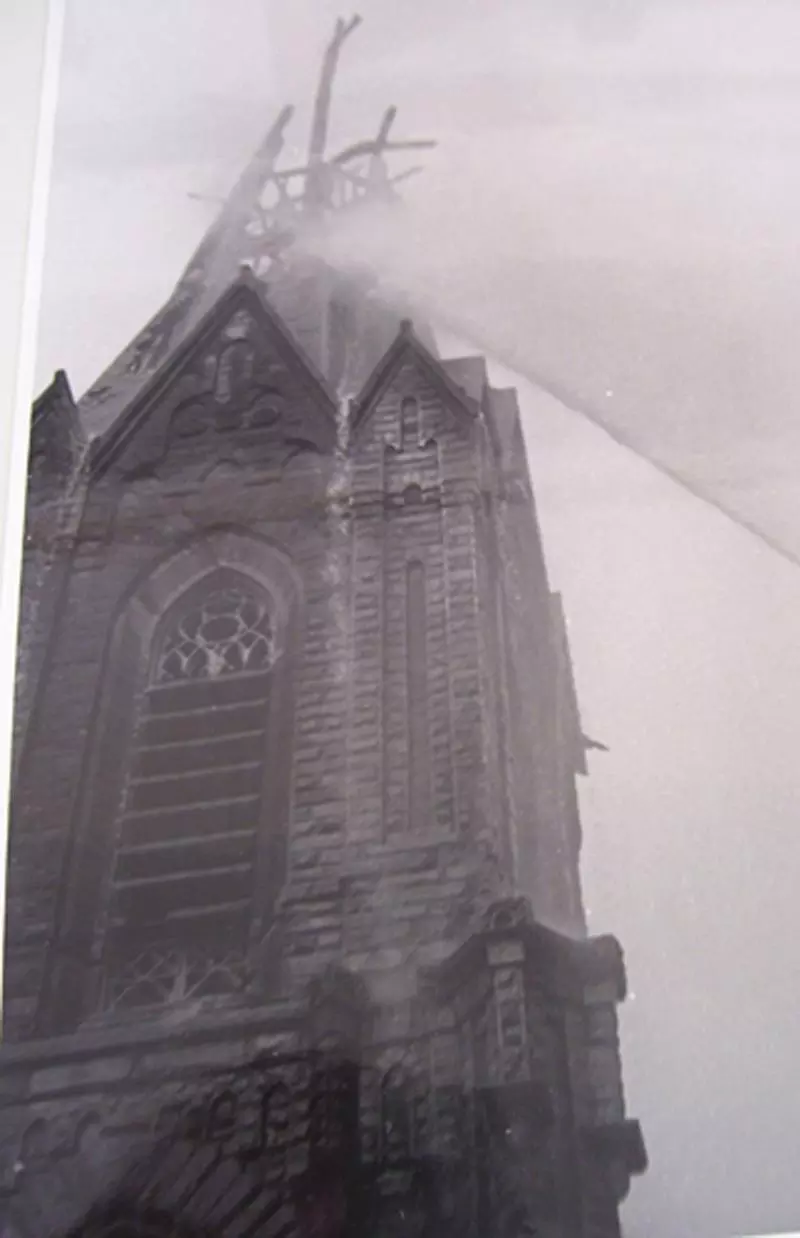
[{"left": 0, "top": 18, "right": 646, "bottom": 1238}]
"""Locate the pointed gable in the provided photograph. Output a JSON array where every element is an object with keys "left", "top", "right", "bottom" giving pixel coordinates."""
[
  {"left": 351, "top": 321, "right": 480, "bottom": 443},
  {"left": 89, "top": 271, "right": 338, "bottom": 482}
]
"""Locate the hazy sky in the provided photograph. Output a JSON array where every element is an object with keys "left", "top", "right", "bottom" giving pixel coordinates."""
[
  {"left": 40, "top": 0, "right": 800, "bottom": 563},
  {"left": 33, "top": 3, "right": 800, "bottom": 1235}
]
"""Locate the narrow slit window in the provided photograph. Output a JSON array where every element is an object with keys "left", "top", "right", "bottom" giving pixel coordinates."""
[
  {"left": 215, "top": 342, "right": 254, "bottom": 405},
  {"left": 380, "top": 1066, "right": 414, "bottom": 1164},
  {"left": 400, "top": 397, "right": 420, "bottom": 452},
  {"left": 406, "top": 560, "right": 431, "bottom": 833}
]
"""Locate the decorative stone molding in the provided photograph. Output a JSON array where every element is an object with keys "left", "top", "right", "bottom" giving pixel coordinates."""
[{"left": 482, "top": 896, "right": 534, "bottom": 935}]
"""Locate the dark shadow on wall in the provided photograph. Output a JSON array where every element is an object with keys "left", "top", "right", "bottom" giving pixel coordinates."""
[{"left": 8, "top": 1047, "right": 552, "bottom": 1238}]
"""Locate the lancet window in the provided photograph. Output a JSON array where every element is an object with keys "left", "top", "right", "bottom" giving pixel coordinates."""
[
  {"left": 99, "top": 569, "right": 281, "bottom": 1013},
  {"left": 406, "top": 559, "right": 431, "bottom": 832},
  {"left": 400, "top": 397, "right": 420, "bottom": 452}
]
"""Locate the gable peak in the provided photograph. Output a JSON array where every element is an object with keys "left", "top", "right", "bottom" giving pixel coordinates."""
[
  {"left": 352, "top": 321, "right": 482, "bottom": 435},
  {"left": 89, "top": 275, "right": 339, "bottom": 480}
]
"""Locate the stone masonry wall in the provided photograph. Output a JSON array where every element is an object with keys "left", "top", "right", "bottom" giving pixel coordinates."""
[
  {"left": 313, "top": 350, "right": 516, "bottom": 1001},
  {"left": 6, "top": 314, "right": 526, "bottom": 1040},
  {"left": 493, "top": 411, "right": 584, "bottom": 936},
  {"left": 5, "top": 291, "right": 343, "bottom": 1040}
]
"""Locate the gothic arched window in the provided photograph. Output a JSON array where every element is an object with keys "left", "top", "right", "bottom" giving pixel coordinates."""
[{"left": 99, "top": 569, "right": 282, "bottom": 1014}]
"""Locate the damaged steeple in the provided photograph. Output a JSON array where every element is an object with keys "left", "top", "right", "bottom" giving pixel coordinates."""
[
  {"left": 6, "top": 16, "right": 647, "bottom": 1237},
  {"left": 78, "top": 15, "right": 437, "bottom": 436}
]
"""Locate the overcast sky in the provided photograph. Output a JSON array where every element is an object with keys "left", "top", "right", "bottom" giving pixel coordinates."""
[{"left": 32, "top": 3, "right": 800, "bottom": 1235}]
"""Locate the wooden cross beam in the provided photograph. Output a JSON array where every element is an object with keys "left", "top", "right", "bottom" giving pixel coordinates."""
[{"left": 305, "top": 14, "right": 363, "bottom": 208}]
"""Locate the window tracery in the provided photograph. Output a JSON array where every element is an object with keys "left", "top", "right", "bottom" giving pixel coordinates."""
[
  {"left": 104, "top": 947, "right": 250, "bottom": 1012},
  {"left": 155, "top": 585, "right": 274, "bottom": 684}
]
